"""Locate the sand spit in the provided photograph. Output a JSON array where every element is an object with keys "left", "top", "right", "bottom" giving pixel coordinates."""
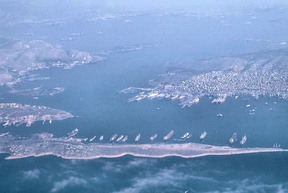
[{"left": 1, "top": 133, "right": 287, "bottom": 160}]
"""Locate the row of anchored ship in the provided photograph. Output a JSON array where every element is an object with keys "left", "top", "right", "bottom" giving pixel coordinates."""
[
  {"left": 229, "top": 133, "right": 247, "bottom": 145},
  {"left": 67, "top": 129, "right": 247, "bottom": 145}
]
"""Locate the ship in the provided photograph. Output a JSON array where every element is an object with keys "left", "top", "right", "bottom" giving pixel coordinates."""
[
  {"left": 0, "top": 132, "right": 9, "bottom": 137},
  {"left": 116, "top": 135, "right": 124, "bottom": 142},
  {"left": 150, "top": 134, "right": 158, "bottom": 141},
  {"left": 229, "top": 133, "right": 238, "bottom": 144},
  {"left": 99, "top": 135, "right": 104, "bottom": 141},
  {"left": 110, "top": 134, "right": 117, "bottom": 142},
  {"left": 135, "top": 134, "right": 141, "bottom": 142},
  {"left": 163, "top": 130, "right": 174, "bottom": 141},
  {"left": 89, "top": 136, "right": 96, "bottom": 142},
  {"left": 200, "top": 131, "right": 207, "bottom": 140},
  {"left": 186, "top": 134, "right": 192, "bottom": 139},
  {"left": 240, "top": 134, "right": 247, "bottom": 145},
  {"left": 122, "top": 135, "right": 128, "bottom": 142},
  {"left": 67, "top": 128, "right": 79, "bottom": 138},
  {"left": 273, "top": 143, "right": 280, "bottom": 148},
  {"left": 3, "top": 120, "right": 10, "bottom": 127},
  {"left": 181, "top": 132, "right": 190, "bottom": 139},
  {"left": 83, "top": 138, "right": 88, "bottom": 142}
]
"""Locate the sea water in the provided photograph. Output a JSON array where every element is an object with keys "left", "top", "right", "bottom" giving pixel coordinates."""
[
  {"left": 0, "top": 2, "right": 288, "bottom": 192},
  {"left": 1, "top": 49, "right": 287, "bottom": 192},
  {"left": 1, "top": 153, "right": 288, "bottom": 193}
]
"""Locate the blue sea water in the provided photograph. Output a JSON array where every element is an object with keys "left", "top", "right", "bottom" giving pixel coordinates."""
[
  {"left": 0, "top": 1, "right": 288, "bottom": 192},
  {"left": 1, "top": 153, "right": 288, "bottom": 193}
]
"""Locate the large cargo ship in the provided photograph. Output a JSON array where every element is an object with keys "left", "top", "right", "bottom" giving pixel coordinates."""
[
  {"left": 163, "top": 130, "right": 174, "bottom": 141},
  {"left": 135, "top": 134, "right": 141, "bottom": 142},
  {"left": 200, "top": 131, "right": 207, "bottom": 140},
  {"left": 67, "top": 128, "right": 78, "bottom": 138},
  {"left": 181, "top": 132, "right": 190, "bottom": 139},
  {"left": 116, "top": 135, "right": 124, "bottom": 142},
  {"left": 229, "top": 133, "right": 238, "bottom": 144},
  {"left": 122, "top": 135, "right": 128, "bottom": 142},
  {"left": 150, "top": 134, "right": 158, "bottom": 141},
  {"left": 110, "top": 134, "right": 117, "bottom": 142},
  {"left": 89, "top": 136, "right": 96, "bottom": 142},
  {"left": 240, "top": 134, "right": 247, "bottom": 145}
]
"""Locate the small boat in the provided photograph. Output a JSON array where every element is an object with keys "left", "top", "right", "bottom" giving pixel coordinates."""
[
  {"left": 135, "top": 134, "right": 141, "bottom": 142},
  {"left": 150, "top": 134, "right": 158, "bottom": 141},
  {"left": 229, "top": 133, "right": 238, "bottom": 144},
  {"left": 99, "top": 135, "right": 104, "bottom": 141},
  {"left": 110, "top": 134, "right": 117, "bottom": 142},
  {"left": 200, "top": 131, "right": 207, "bottom": 140},
  {"left": 122, "top": 135, "right": 128, "bottom": 142},
  {"left": 240, "top": 135, "right": 247, "bottom": 145},
  {"left": 216, "top": 113, "right": 223, "bottom": 117},
  {"left": 116, "top": 135, "right": 124, "bottom": 142},
  {"left": 181, "top": 132, "right": 190, "bottom": 139}
]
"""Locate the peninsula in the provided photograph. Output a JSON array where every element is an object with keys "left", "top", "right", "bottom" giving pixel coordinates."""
[{"left": 0, "top": 103, "right": 73, "bottom": 127}]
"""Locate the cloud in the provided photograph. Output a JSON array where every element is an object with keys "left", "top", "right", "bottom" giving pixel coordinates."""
[
  {"left": 126, "top": 158, "right": 157, "bottom": 168},
  {"left": 113, "top": 167, "right": 288, "bottom": 193},
  {"left": 50, "top": 176, "right": 87, "bottom": 192},
  {"left": 202, "top": 178, "right": 288, "bottom": 193},
  {"left": 102, "top": 161, "right": 123, "bottom": 173},
  {"left": 219, "top": 179, "right": 288, "bottom": 193},
  {"left": 112, "top": 167, "right": 217, "bottom": 193},
  {"left": 102, "top": 158, "right": 157, "bottom": 174},
  {"left": 23, "top": 169, "right": 40, "bottom": 179},
  {"left": 112, "top": 169, "right": 176, "bottom": 193}
]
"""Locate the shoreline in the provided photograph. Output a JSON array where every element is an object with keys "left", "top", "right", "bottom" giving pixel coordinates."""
[
  {"left": 5, "top": 149, "right": 288, "bottom": 160},
  {"left": 3, "top": 140, "right": 288, "bottom": 160}
]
